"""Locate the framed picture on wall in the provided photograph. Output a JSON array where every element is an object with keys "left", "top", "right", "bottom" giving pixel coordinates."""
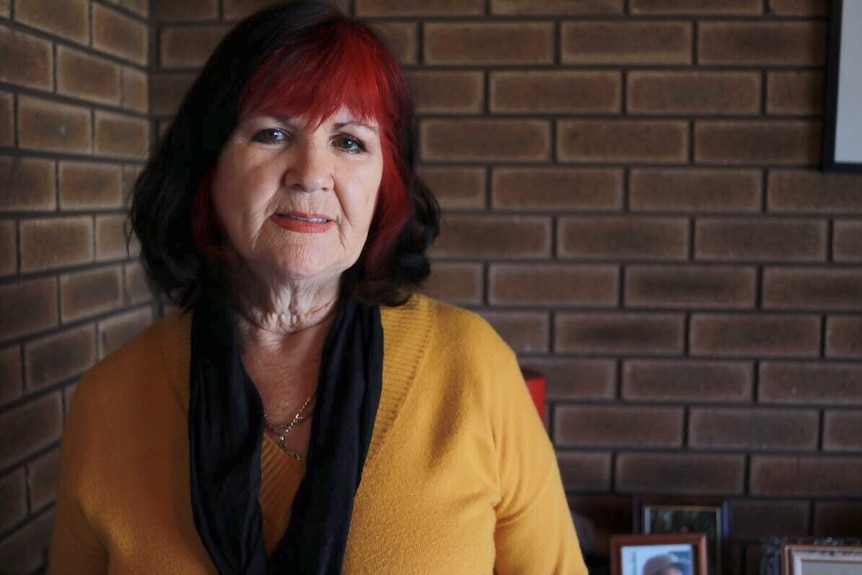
[
  {"left": 633, "top": 496, "right": 729, "bottom": 575},
  {"left": 823, "top": 0, "right": 862, "bottom": 171},
  {"left": 610, "top": 533, "right": 708, "bottom": 575},
  {"left": 781, "top": 542, "right": 862, "bottom": 575}
]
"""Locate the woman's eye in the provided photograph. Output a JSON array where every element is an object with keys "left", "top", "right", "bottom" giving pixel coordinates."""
[
  {"left": 251, "top": 128, "right": 287, "bottom": 143},
  {"left": 334, "top": 136, "right": 365, "bottom": 153}
]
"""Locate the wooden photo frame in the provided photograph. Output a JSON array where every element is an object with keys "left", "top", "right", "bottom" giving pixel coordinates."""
[
  {"left": 823, "top": 0, "right": 862, "bottom": 171},
  {"left": 781, "top": 542, "right": 862, "bottom": 575},
  {"left": 633, "top": 496, "right": 729, "bottom": 575},
  {"left": 610, "top": 533, "right": 708, "bottom": 575}
]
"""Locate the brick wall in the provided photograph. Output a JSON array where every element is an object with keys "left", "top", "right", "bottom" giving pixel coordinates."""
[
  {"left": 4, "top": 0, "right": 862, "bottom": 574},
  {"left": 0, "top": 0, "right": 152, "bottom": 572}
]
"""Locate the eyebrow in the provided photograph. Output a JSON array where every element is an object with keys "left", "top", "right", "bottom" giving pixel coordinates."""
[{"left": 333, "top": 121, "right": 379, "bottom": 134}]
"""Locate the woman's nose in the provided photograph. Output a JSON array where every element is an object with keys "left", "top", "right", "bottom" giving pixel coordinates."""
[{"left": 284, "top": 139, "right": 334, "bottom": 193}]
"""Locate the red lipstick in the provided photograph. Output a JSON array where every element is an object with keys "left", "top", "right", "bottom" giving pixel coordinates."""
[{"left": 271, "top": 212, "right": 334, "bottom": 233}]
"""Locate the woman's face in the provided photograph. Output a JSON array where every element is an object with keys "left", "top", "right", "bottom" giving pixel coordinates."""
[{"left": 210, "top": 106, "right": 383, "bottom": 287}]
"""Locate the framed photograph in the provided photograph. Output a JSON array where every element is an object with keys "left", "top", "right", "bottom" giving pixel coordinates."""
[
  {"left": 761, "top": 538, "right": 862, "bottom": 575},
  {"left": 634, "top": 497, "right": 729, "bottom": 575},
  {"left": 823, "top": 0, "right": 862, "bottom": 171},
  {"left": 781, "top": 543, "right": 862, "bottom": 575},
  {"left": 611, "top": 533, "right": 708, "bottom": 575}
]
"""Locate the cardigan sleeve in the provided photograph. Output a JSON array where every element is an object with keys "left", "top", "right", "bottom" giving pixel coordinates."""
[
  {"left": 491, "top": 350, "right": 588, "bottom": 575},
  {"left": 48, "top": 375, "right": 108, "bottom": 574}
]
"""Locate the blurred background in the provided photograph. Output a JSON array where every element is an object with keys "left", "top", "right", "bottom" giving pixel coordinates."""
[{"left": 2, "top": 0, "right": 861, "bottom": 573}]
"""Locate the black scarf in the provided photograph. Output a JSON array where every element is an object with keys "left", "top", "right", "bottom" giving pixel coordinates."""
[{"left": 188, "top": 292, "right": 383, "bottom": 574}]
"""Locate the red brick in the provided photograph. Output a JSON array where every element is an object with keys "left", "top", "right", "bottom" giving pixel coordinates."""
[
  {"left": 823, "top": 411, "right": 862, "bottom": 451},
  {"left": 730, "top": 500, "right": 809, "bottom": 540},
  {"left": 418, "top": 167, "right": 485, "bottom": 210},
  {"left": 98, "top": 307, "right": 153, "bottom": 358},
  {"left": 420, "top": 262, "right": 483, "bottom": 305},
  {"left": 527, "top": 358, "right": 616, "bottom": 400},
  {"left": 0, "top": 156, "right": 56, "bottom": 212},
  {"left": 628, "top": 71, "right": 760, "bottom": 115},
  {"left": 0, "top": 469, "right": 27, "bottom": 531},
  {"left": 425, "top": 23, "right": 554, "bottom": 65},
  {"left": 120, "top": 0, "right": 149, "bottom": 17},
  {"left": 18, "top": 96, "right": 92, "bottom": 154},
  {"left": 124, "top": 262, "right": 153, "bottom": 304},
  {"left": 695, "top": 218, "right": 826, "bottom": 262},
  {"left": 0, "top": 27, "right": 53, "bottom": 90},
  {"left": 0, "top": 510, "right": 54, "bottom": 575},
  {"left": 493, "top": 168, "right": 622, "bottom": 211},
  {"left": 751, "top": 456, "right": 862, "bottom": 496},
  {"left": 59, "top": 161, "right": 124, "bottom": 209},
  {"left": 834, "top": 220, "right": 862, "bottom": 262},
  {"left": 357, "top": 0, "right": 483, "bottom": 16},
  {"left": 689, "top": 408, "right": 818, "bottom": 450},
  {"left": 0, "top": 392, "right": 63, "bottom": 468},
  {"left": 0, "top": 92, "right": 12, "bottom": 146},
  {"left": 617, "top": 453, "right": 745, "bottom": 494},
  {"left": 60, "top": 267, "right": 123, "bottom": 323},
  {"left": 433, "top": 215, "right": 550, "bottom": 258},
  {"left": 768, "top": 171, "right": 862, "bottom": 213},
  {"left": 121, "top": 66, "right": 148, "bottom": 113},
  {"left": 623, "top": 359, "right": 753, "bottom": 403},
  {"left": 556, "top": 451, "right": 612, "bottom": 492},
  {"left": 478, "top": 310, "right": 548, "bottom": 353},
  {"left": 369, "top": 22, "right": 418, "bottom": 65},
  {"left": 760, "top": 361, "right": 862, "bottom": 405},
  {"left": 27, "top": 447, "right": 60, "bottom": 510},
  {"left": 409, "top": 71, "right": 483, "bottom": 114},
  {"left": 124, "top": 165, "right": 143, "bottom": 208},
  {"left": 490, "top": 263, "right": 617, "bottom": 306},
  {"left": 152, "top": 0, "right": 218, "bottom": 19},
  {"left": 24, "top": 325, "right": 95, "bottom": 391},
  {"left": 559, "top": 216, "right": 688, "bottom": 260},
  {"left": 562, "top": 22, "right": 691, "bottom": 65},
  {"left": 422, "top": 119, "right": 550, "bottom": 162},
  {"left": 556, "top": 405, "right": 683, "bottom": 448},
  {"left": 148, "top": 73, "right": 195, "bottom": 116},
  {"left": 690, "top": 314, "right": 820, "bottom": 357},
  {"left": 160, "top": 25, "right": 229, "bottom": 69},
  {"left": 695, "top": 121, "right": 821, "bottom": 165},
  {"left": 630, "top": 169, "right": 762, "bottom": 213},
  {"left": 19, "top": 217, "right": 93, "bottom": 273},
  {"left": 767, "top": 72, "right": 824, "bottom": 116},
  {"left": 558, "top": 120, "right": 688, "bottom": 164},
  {"left": 491, "top": 71, "right": 621, "bottom": 114},
  {"left": 492, "top": 0, "right": 621, "bottom": 14},
  {"left": 96, "top": 215, "right": 131, "bottom": 261},
  {"left": 0, "top": 220, "right": 14, "bottom": 276},
  {"left": 0, "top": 278, "right": 57, "bottom": 342},
  {"left": 556, "top": 312, "right": 684, "bottom": 355},
  {"left": 16, "top": 0, "right": 88, "bottom": 44},
  {"left": 699, "top": 22, "right": 825, "bottom": 66},
  {"left": 93, "top": 4, "right": 149, "bottom": 65},
  {"left": 57, "top": 46, "right": 120, "bottom": 105},
  {"left": 626, "top": 265, "right": 756, "bottom": 309},
  {"left": 631, "top": 0, "right": 761, "bottom": 13},
  {"left": 768, "top": 0, "right": 827, "bottom": 16},
  {"left": 813, "top": 502, "right": 862, "bottom": 537},
  {"left": 223, "top": 0, "right": 282, "bottom": 21},
  {"left": 764, "top": 268, "right": 862, "bottom": 310},
  {"left": 0, "top": 0, "right": 8, "bottom": 17},
  {"left": 0, "top": 345, "right": 22, "bottom": 406},
  {"left": 95, "top": 112, "right": 150, "bottom": 159}
]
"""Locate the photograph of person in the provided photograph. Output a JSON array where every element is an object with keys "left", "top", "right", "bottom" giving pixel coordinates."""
[
  {"left": 44, "top": 1, "right": 587, "bottom": 574},
  {"left": 619, "top": 545, "right": 694, "bottom": 575}
]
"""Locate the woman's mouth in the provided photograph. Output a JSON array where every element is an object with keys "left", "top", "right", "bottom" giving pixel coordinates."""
[{"left": 272, "top": 212, "right": 334, "bottom": 233}]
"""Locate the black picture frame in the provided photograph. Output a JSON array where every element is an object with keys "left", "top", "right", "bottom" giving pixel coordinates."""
[
  {"left": 823, "top": 0, "right": 862, "bottom": 171},
  {"left": 633, "top": 496, "right": 730, "bottom": 575}
]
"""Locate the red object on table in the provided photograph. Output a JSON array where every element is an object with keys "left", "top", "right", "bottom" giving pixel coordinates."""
[{"left": 520, "top": 367, "right": 546, "bottom": 426}]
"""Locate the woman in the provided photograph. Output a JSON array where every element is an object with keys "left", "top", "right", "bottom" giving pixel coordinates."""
[{"left": 48, "top": 2, "right": 586, "bottom": 573}]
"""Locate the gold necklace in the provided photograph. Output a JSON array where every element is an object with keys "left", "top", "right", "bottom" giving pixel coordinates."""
[{"left": 263, "top": 394, "right": 314, "bottom": 459}]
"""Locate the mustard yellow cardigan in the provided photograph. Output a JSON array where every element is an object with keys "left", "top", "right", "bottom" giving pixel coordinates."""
[{"left": 49, "top": 294, "right": 587, "bottom": 574}]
